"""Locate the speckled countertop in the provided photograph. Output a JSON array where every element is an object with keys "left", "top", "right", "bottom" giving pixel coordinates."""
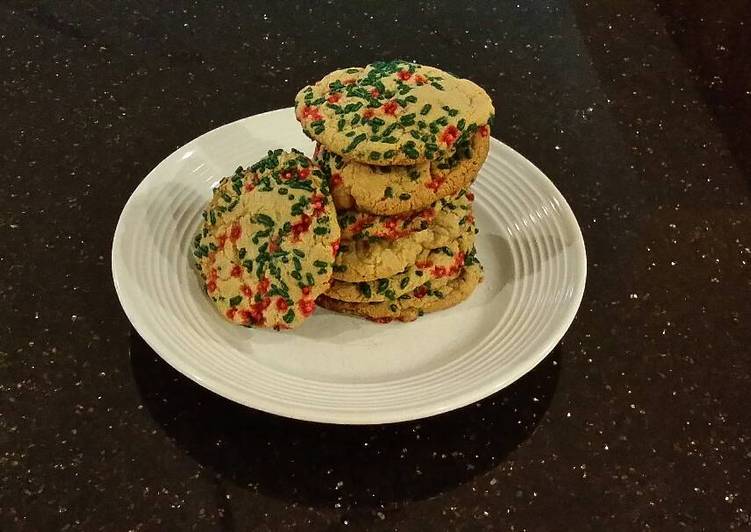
[{"left": 2, "top": 1, "right": 750, "bottom": 530}]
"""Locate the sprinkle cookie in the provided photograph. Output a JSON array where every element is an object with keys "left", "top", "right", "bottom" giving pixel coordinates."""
[
  {"left": 337, "top": 188, "right": 473, "bottom": 242},
  {"left": 325, "top": 234, "right": 475, "bottom": 303},
  {"left": 295, "top": 60, "right": 494, "bottom": 166},
  {"left": 334, "top": 195, "right": 476, "bottom": 282},
  {"left": 316, "top": 129, "right": 489, "bottom": 215},
  {"left": 192, "top": 149, "right": 340, "bottom": 330},
  {"left": 318, "top": 258, "right": 483, "bottom": 322}
]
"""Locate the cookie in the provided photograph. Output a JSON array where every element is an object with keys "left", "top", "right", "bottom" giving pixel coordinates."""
[
  {"left": 316, "top": 129, "right": 489, "bottom": 215},
  {"left": 333, "top": 197, "right": 476, "bottom": 282},
  {"left": 295, "top": 60, "right": 494, "bottom": 166},
  {"left": 192, "top": 149, "right": 340, "bottom": 330},
  {"left": 337, "top": 188, "right": 471, "bottom": 242},
  {"left": 325, "top": 234, "right": 475, "bottom": 303},
  {"left": 318, "top": 258, "right": 483, "bottom": 322}
]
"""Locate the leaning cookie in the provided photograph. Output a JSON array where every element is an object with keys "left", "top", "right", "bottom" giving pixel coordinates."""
[
  {"left": 295, "top": 60, "right": 494, "bottom": 166},
  {"left": 192, "top": 149, "right": 340, "bottom": 330},
  {"left": 316, "top": 128, "right": 489, "bottom": 215},
  {"left": 318, "top": 260, "right": 483, "bottom": 322}
]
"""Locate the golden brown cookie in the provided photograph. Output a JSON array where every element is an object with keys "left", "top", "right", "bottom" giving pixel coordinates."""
[
  {"left": 325, "top": 234, "right": 474, "bottom": 303},
  {"left": 192, "top": 149, "right": 340, "bottom": 330},
  {"left": 337, "top": 188, "right": 472, "bottom": 242},
  {"left": 333, "top": 198, "right": 476, "bottom": 283},
  {"left": 295, "top": 60, "right": 494, "bottom": 166},
  {"left": 318, "top": 259, "right": 483, "bottom": 322},
  {"left": 316, "top": 129, "right": 489, "bottom": 215}
]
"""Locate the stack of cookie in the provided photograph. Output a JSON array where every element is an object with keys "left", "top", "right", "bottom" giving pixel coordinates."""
[{"left": 294, "top": 60, "right": 494, "bottom": 322}]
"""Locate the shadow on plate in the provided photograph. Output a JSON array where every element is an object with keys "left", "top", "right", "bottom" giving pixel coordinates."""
[{"left": 129, "top": 328, "right": 560, "bottom": 509}]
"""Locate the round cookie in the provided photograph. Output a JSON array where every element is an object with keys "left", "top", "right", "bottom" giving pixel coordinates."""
[
  {"left": 334, "top": 199, "right": 476, "bottom": 282},
  {"left": 318, "top": 259, "right": 484, "bottom": 323},
  {"left": 316, "top": 129, "right": 489, "bottom": 215},
  {"left": 337, "top": 187, "right": 471, "bottom": 242},
  {"left": 295, "top": 60, "right": 494, "bottom": 165},
  {"left": 326, "top": 235, "right": 474, "bottom": 303},
  {"left": 192, "top": 149, "right": 340, "bottom": 330}
]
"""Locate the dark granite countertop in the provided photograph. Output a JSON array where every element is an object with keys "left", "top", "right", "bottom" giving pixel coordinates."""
[{"left": 2, "top": 1, "right": 750, "bottom": 530}]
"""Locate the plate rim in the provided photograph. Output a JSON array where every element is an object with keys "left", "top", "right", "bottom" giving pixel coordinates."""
[{"left": 112, "top": 107, "right": 587, "bottom": 425}]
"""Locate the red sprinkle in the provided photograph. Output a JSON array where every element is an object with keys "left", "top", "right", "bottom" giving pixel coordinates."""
[
  {"left": 479, "top": 125, "right": 489, "bottom": 137},
  {"left": 414, "top": 74, "right": 427, "bottom": 85},
  {"left": 217, "top": 233, "right": 227, "bottom": 248},
  {"left": 244, "top": 181, "right": 255, "bottom": 192},
  {"left": 226, "top": 308, "right": 238, "bottom": 320},
  {"left": 440, "top": 125, "right": 460, "bottom": 146},
  {"left": 268, "top": 239, "right": 280, "bottom": 253},
  {"left": 302, "top": 286, "right": 311, "bottom": 296},
  {"left": 276, "top": 298, "right": 289, "bottom": 311},
  {"left": 207, "top": 280, "right": 217, "bottom": 293},
  {"left": 382, "top": 100, "right": 399, "bottom": 116},
  {"left": 299, "top": 298, "right": 315, "bottom": 317},
  {"left": 363, "top": 108, "right": 375, "bottom": 119},
  {"left": 298, "top": 167, "right": 310, "bottom": 179},
  {"left": 230, "top": 264, "right": 242, "bottom": 277},
  {"left": 413, "top": 286, "right": 428, "bottom": 299},
  {"left": 344, "top": 78, "right": 357, "bottom": 85},
  {"left": 370, "top": 88, "right": 380, "bottom": 98},
  {"left": 466, "top": 191, "right": 475, "bottom": 201},
  {"left": 397, "top": 70, "right": 412, "bottom": 81},
  {"left": 300, "top": 105, "right": 323, "bottom": 121},
  {"left": 331, "top": 239, "right": 340, "bottom": 256},
  {"left": 281, "top": 170, "right": 295, "bottom": 181},
  {"left": 310, "top": 193, "right": 326, "bottom": 217},
  {"left": 291, "top": 213, "right": 312, "bottom": 241},
  {"left": 327, "top": 92, "right": 342, "bottom": 103},
  {"left": 257, "top": 277, "right": 270, "bottom": 294},
  {"left": 330, "top": 173, "right": 343, "bottom": 188},
  {"left": 415, "top": 260, "right": 433, "bottom": 269},
  {"left": 432, "top": 265, "right": 448, "bottom": 278},
  {"left": 229, "top": 223, "right": 242, "bottom": 242},
  {"left": 241, "top": 284, "right": 253, "bottom": 297},
  {"left": 425, "top": 175, "right": 445, "bottom": 192}
]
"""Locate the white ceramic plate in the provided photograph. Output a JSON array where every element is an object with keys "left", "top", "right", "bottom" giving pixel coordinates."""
[{"left": 112, "top": 107, "right": 586, "bottom": 424}]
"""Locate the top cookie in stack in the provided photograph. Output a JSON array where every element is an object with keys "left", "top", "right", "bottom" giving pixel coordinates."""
[
  {"left": 295, "top": 60, "right": 494, "bottom": 215},
  {"left": 294, "top": 60, "right": 493, "bottom": 322}
]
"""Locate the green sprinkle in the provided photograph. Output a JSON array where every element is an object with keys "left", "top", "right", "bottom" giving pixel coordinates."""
[
  {"left": 306, "top": 273, "right": 315, "bottom": 286},
  {"left": 420, "top": 104, "right": 432, "bottom": 115},
  {"left": 229, "top": 295, "right": 242, "bottom": 307},
  {"left": 343, "top": 133, "right": 367, "bottom": 153},
  {"left": 399, "top": 193, "right": 411, "bottom": 201},
  {"left": 255, "top": 213, "right": 275, "bottom": 227},
  {"left": 313, "top": 260, "right": 328, "bottom": 269},
  {"left": 377, "top": 279, "right": 389, "bottom": 294},
  {"left": 369, "top": 151, "right": 381, "bottom": 161},
  {"left": 384, "top": 150, "right": 397, "bottom": 159},
  {"left": 358, "top": 283, "right": 372, "bottom": 298},
  {"left": 384, "top": 186, "right": 393, "bottom": 198},
  {"left": 283, "top": 309, "right": 295, "bottom": 323},
  {"left": 313, "top": 226, "right": 329, "bottom": 235},
  {"left": 293, "top": 249, "right": 305, "bottom": 258},
  {"left": 390, "top": 304, "right": 398, "bottom": 312},
  {"left": 400, "top": 277, "right": 410, "bottom": 289}
]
